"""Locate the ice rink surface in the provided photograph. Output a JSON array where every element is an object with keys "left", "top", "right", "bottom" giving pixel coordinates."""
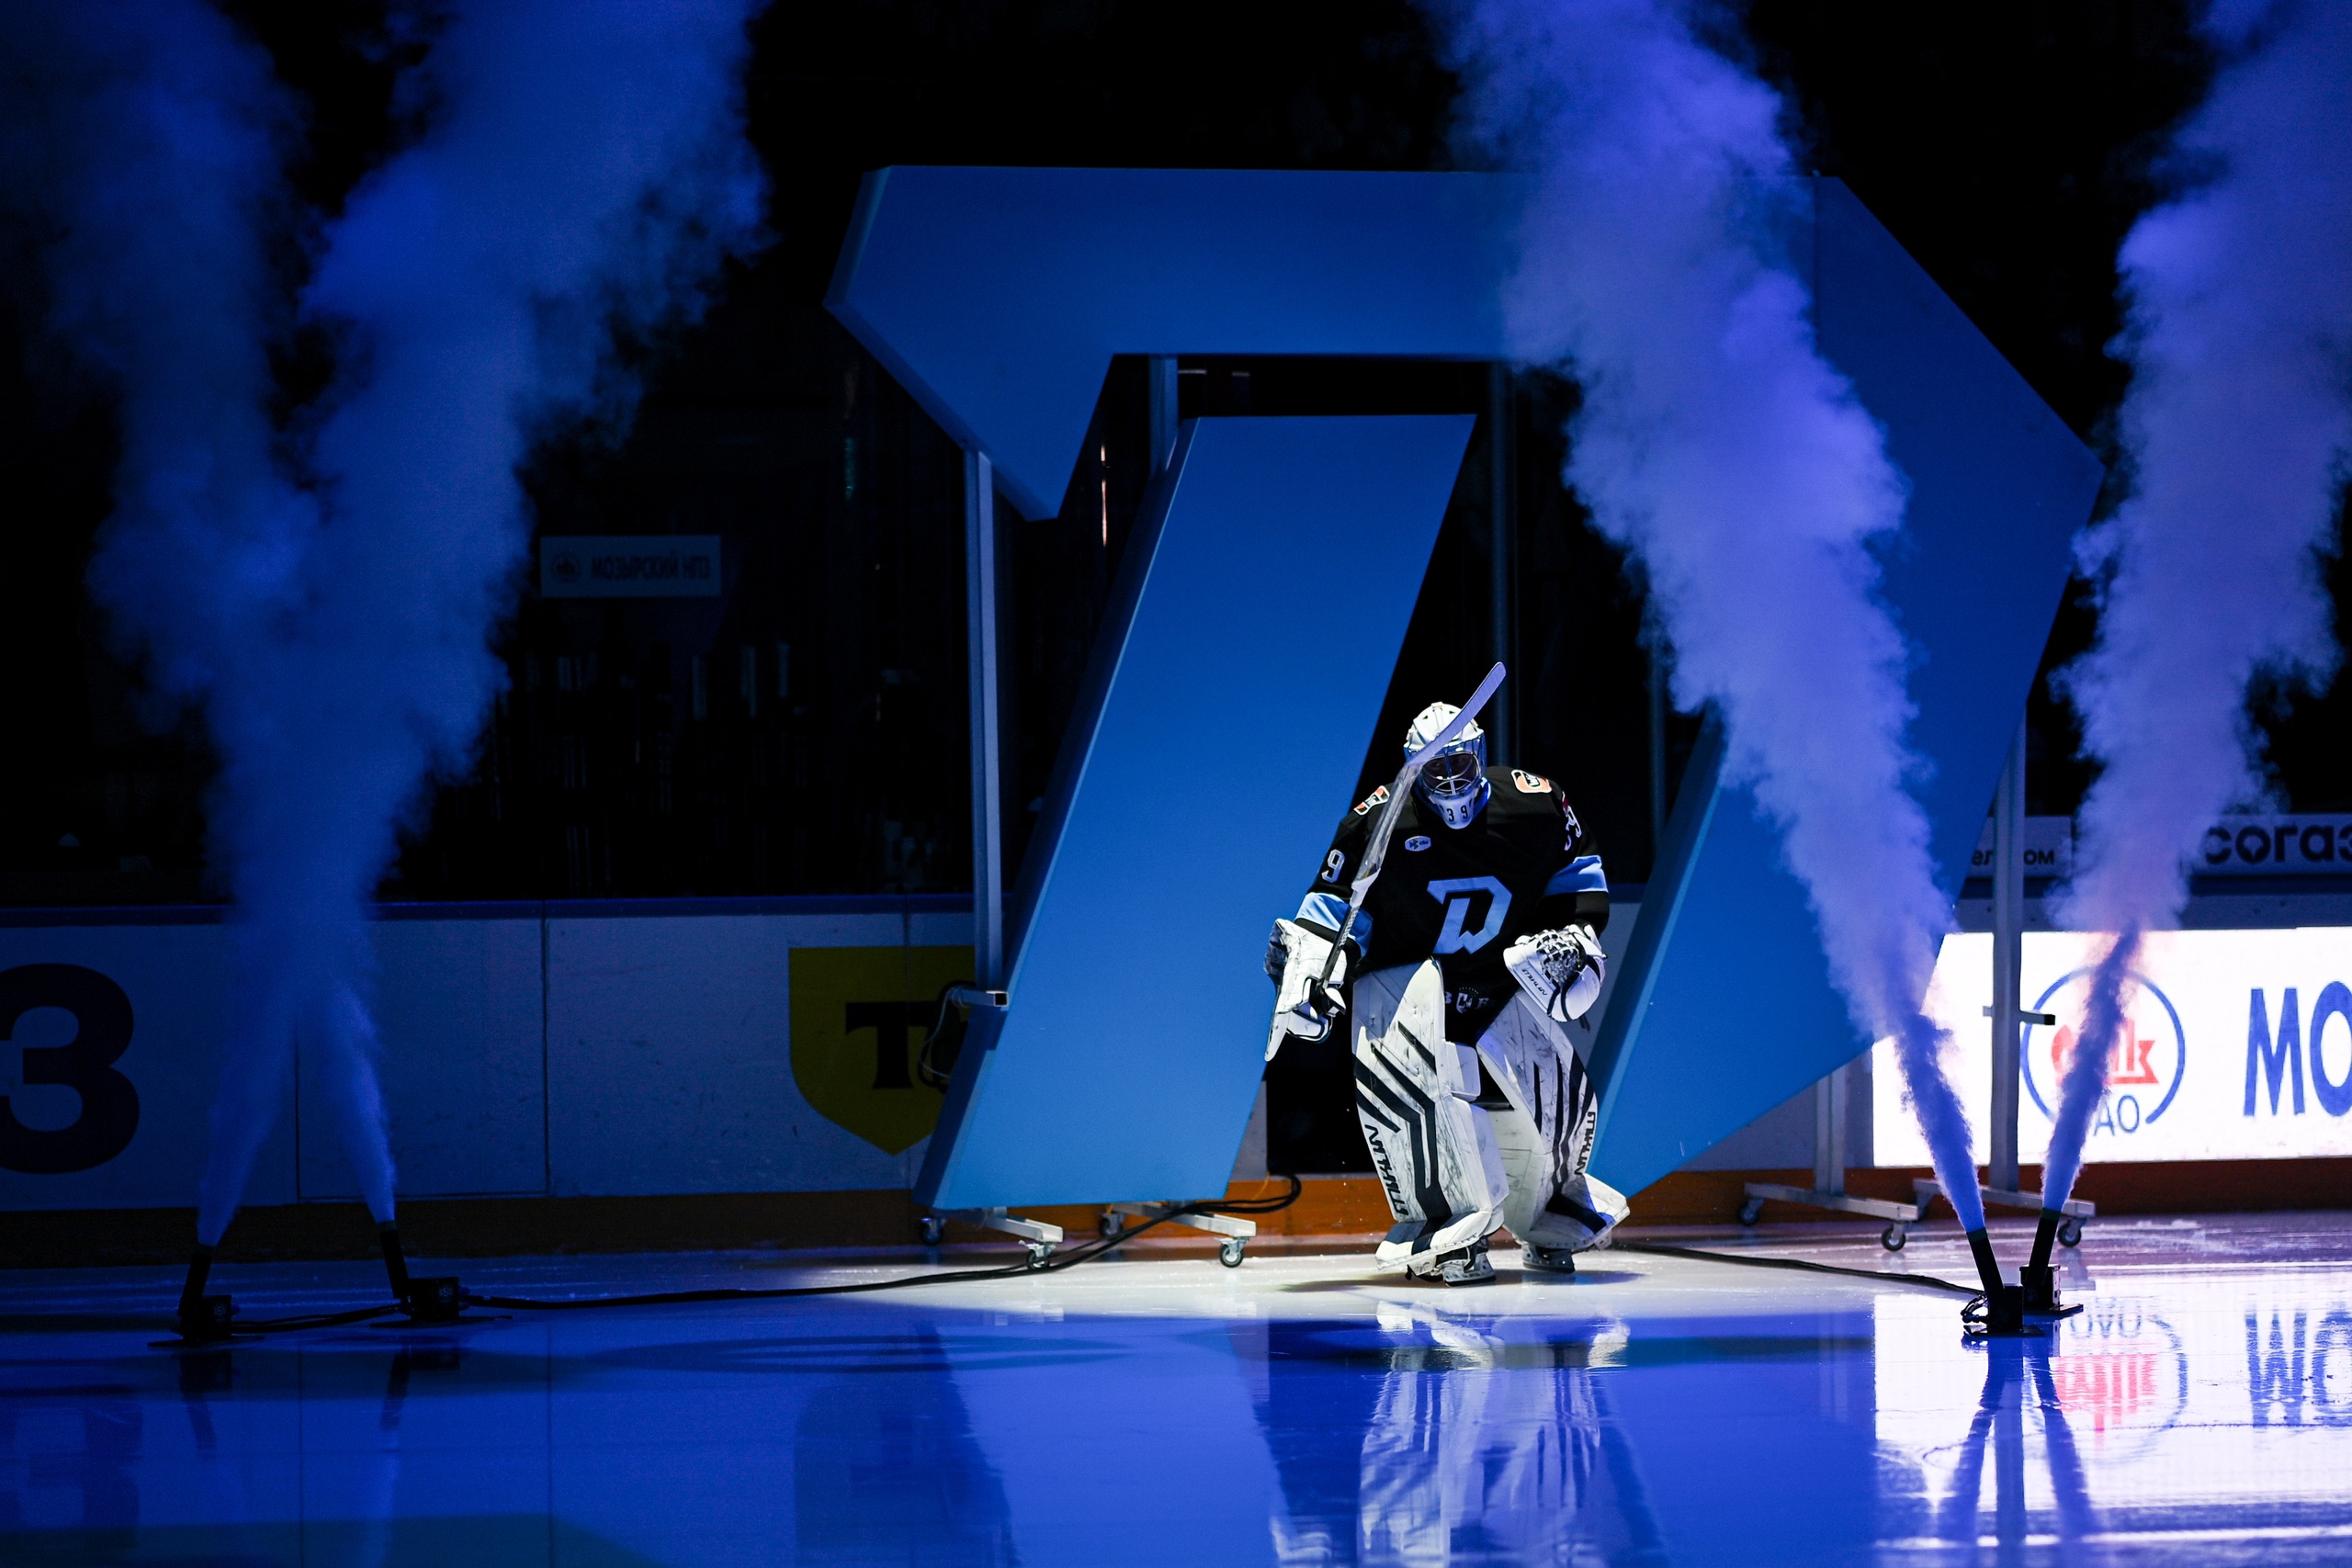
[{"left": 2, "top": 1212, "right": 2348, "bottom": 1565}]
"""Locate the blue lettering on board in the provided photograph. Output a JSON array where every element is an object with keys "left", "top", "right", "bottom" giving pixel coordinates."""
[{"left": 2246, "top": 987, "right": 2306, "bottom": 1117}]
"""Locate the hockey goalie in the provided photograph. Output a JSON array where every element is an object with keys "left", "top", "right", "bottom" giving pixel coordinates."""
[{"left": 1265, "top": 696, "right": 1629, "bottom": 1284}]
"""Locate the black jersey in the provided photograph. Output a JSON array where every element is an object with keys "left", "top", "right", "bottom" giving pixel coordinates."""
[{"left": 1295, "top": 768, "right": 1607, "bottom": 1041}]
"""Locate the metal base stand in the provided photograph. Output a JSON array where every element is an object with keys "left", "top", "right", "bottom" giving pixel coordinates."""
[
  {"left": 1953, "top": 721, "right": 2092, "bottom": 1252},
  {"left": 1742, "top": 1066, "right": 1924, "bottom": 1250},
  {"left": 918, "top": 1208, "right": 1063, "bottom": 1267},
  {"left": 1099, "top": 1201, "right": 1255, "bottom": 1268},
  {"left": 1911, "top": 1179, "right": 2093, "bottom": 1247}
]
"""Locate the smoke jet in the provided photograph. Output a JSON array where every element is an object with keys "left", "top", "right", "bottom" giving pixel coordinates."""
[
  {"left": 0, "top": 1, "right": 385, "bottom": 1240},
  {"left": 187, "top": 0, "right": 770, "bottom": 1246},
  {"left": 2044, "top": 0, "right": 2352, "bottom": 1241},
  {"left": 2, "top": 0, "right": 768, "bottom": 1257},
  {"left": 1425, "top": 0, "right": 1988, "bottom": 1235}
]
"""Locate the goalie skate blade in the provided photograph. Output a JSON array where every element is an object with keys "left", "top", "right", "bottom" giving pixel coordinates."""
[
  {"left": 1409, "top": 1241, "right": 1497, "bottom": 1286},
  {"left": 1439, "top": 1252, "right": 1497, "bottom": 1286}
]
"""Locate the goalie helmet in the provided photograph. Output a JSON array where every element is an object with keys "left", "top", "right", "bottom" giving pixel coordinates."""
[{"left": 1404, "top": 702, "right": 1490, "bottom": 829}]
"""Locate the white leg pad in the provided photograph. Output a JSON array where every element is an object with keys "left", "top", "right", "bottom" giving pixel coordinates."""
[
  {"left": 1474, "top": 992, "right": 1629, "bottom": 1250},
  {"left": 1351, "top": 961, "right": 1509, "bottom": 1271}
]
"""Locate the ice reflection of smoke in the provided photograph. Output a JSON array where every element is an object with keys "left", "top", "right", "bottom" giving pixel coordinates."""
[{"left": 1939, "top": 1343, "right": 2099, "bottom": 1549}]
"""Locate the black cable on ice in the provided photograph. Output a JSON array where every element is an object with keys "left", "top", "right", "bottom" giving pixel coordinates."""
[
  {"left": 1612, "top": 1239, "right": 1980, "bottom": 1297},
  {"left": 156, "top": 1176, "right": 1308, "bottom": 1337}
]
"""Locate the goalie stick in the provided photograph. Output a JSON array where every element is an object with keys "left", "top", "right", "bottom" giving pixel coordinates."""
[{"left": 1283, "top": 660, "right": 1506, "bottom": 1041}]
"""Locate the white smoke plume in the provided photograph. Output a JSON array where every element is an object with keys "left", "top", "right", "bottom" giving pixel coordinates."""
[
  {"left": 0, "top": 1, "right": 379, "bottom": 1234},
  {"left": 2047, "top": 0, "right": 2352, "bottom": 1210},
  {"left": 183, "top": 0, "right": 770, "bottom": 1245},
  {"left": 1425, "top": 0, "right": 1987, "bottom": 1228},
  {"left": 0, "top": 0, "right": 769, "bottom": 1247}
]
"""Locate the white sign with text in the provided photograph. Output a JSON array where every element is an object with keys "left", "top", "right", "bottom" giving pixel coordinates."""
[
  {"left": 539, "top": 535, "right": 720, "bottom": 598},
  {"left": 1873, "top": 926, "right": 2352, "bottom": 1167}
]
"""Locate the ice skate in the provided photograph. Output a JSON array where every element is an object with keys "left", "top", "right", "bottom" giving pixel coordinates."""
[
  {"left": 1519, "top": 1241, "right": 1577, "bottom": 1275},
  {"left": 1409, "top": 1238, "right": 1497, "bottom": 1285}
]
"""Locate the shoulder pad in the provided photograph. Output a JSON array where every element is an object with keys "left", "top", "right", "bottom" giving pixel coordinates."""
[
  {"left": 1351, "top": 784, "right": 1392, "bottom": 818},
  {"left": 1510, "top": 770, "right": 1551, "bottom": 795}
]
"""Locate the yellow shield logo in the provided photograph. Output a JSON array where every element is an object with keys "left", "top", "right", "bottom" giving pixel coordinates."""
[{"left": 789, "top": 944, "right": 975, "bottom": 1155}]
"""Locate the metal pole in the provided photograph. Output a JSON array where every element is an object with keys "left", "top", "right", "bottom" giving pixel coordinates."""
[
  {"left": 1812, "top": 1069, "right": 1849, "bottom": 1198},
  {"left": 1147, "top": 356, "right": 1179, "bottom": 479},
  {"left": 1646, "top": 632, "right": 1668, "bottom": 859},
  {"left": 1989, "top": 716, "right": 2026, "bottom": 1195},
  {"left": 1487, "top": 364, "right": 1514, "bottom": 764},
  {"left": 964, "top": 447, "right": 1003, "bottom": 987}
]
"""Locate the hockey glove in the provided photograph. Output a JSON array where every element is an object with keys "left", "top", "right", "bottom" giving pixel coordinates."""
[
  {"left": 1266, "top": 918, "right": 1353, "bottom": 1056},
  {"left": 1503, "top": 923, "right": 1606, "bottom": 1024}
]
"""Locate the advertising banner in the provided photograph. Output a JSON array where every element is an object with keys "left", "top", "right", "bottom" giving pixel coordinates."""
[
  {"left": 1873, "top": 927, "right": 2352, "bottom": 1167},
  {"left": 1967, "top": 816, "right": 2075, "bottom": 879},
  {"left": 538, "top": 535, "right": 720, "bottom": 598},
  {"left": 2195, "top": 815, "right": 2352, "bottom": 876}
]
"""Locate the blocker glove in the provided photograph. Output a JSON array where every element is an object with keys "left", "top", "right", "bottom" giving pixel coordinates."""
[
  {"left": 1503, "top": 923, "right": 1606, "bottom": 1024},
  {"left": 1265, "top": 918, "right": 1355, "bottom": 1054}
]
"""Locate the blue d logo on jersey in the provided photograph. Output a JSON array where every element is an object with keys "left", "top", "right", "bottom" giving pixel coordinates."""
[{"left": 1428, "top": 876, "right": 1511, "bottom": 953}]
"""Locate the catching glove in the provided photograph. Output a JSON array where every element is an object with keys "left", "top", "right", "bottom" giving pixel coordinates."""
[{"left": 1503, "top": 923, "right": 1606, "bottom": 1024}]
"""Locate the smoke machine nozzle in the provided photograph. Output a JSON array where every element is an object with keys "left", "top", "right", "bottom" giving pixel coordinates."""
[
  {"left": 2027, "top": 1209, "right": 2060, "bottom": 1271},
  {"left": 175, "top": 1244, "right": 235, "bottom": 1343},
  {"left": 1965, "top": 1227, "right": 2003, "bottom": 1296},
  {"left": 379, "top": 1222, "right": 410, "bottom": 1297}
]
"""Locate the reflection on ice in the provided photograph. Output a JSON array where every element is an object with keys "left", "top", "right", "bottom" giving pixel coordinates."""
[
  {"left": 2, "top": 1236, "right": 2351, "bottom": 1564},
  {"left": 1931, "top": 1340, "right": 2098, "bottom": 1550},
  {"left": 1264, "top": 1303, "right": 1650, "bottom": 1565}
]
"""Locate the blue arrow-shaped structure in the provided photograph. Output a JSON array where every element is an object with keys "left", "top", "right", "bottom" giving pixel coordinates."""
[{"left": 827, "top": 167, "right": 2101, "bottom": 1209}]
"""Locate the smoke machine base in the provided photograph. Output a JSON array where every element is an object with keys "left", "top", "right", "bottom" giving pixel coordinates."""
[
  {"left": 1962, "top": 1228, "right": 2040, "bottom": 1338},
  {"left": 2018, "top": 1209, "right": 2085, "bottom": 1320}
]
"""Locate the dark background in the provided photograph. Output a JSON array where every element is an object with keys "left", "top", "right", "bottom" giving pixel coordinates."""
[{"left": 3, "top": 0, "right": 2343, "bottom": 921}]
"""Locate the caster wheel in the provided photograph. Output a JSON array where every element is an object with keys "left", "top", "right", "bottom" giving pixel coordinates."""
[
  {"left": 1881, "top": 1225, "right": 1907, "bottom": 1253},
  {"left": 1737, "top": 1198, "right": 1765, "bottom": 1227},
  {"left": 918, "top": 1216, "right": 944, "bottom": 1246},
  {"left": 1219, "top": 1238, "right": 1246, "bottom": 1269},
  {"left": 2058, "top": 1217, "right": 2083, "bottom": 1248},
  {"left": 1099, "top": 1212, "right": 1124, "bottom": 1240},
  {"left": 1024, "top": 1242, "right": 1054, "bottom": 1269}
]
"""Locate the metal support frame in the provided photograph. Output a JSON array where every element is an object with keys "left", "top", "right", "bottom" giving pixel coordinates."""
[
  {"left": 920, "top": 1206, "right": 1064, "bottom": 1266},
  {"left": 1645, "top": 627, "right": 1668, "bottom": 858},
  {"left": 936, "top": 454, "right": 1066, "bottom": 1256},
  {"left": 1741, "top": 1060, "right": 1923, "bottom": 1249},
  {"left": 1100, "top": 1201, "right": 1255, "bottom": 1268},
  {"left": 1916, "top": 719, "right": 2095, "bottom": 1237},
  {"left": 1148, "top": 355, "right": 1179, "bottom": 479},
  {"left": 1992, "top": 714, "right": 2025, "bottom": 1193},
  {"left": 965, "top": 447, "right": 1004, "bottom": 988}
]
